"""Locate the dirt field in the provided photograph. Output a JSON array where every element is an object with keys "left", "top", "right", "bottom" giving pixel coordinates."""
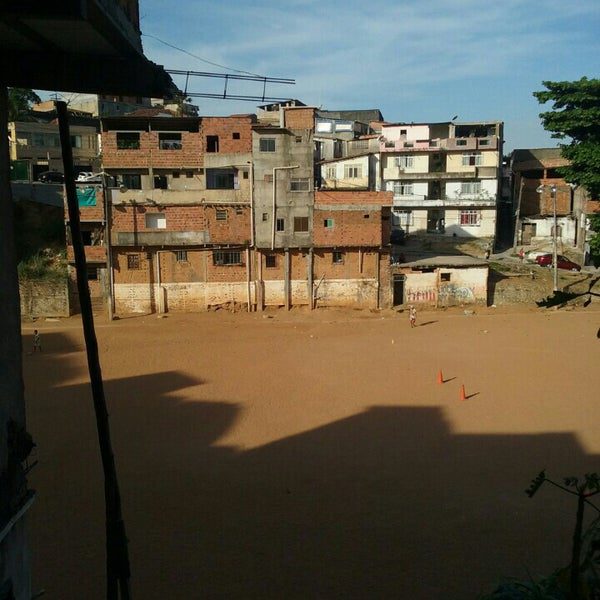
[{"left": 22, "top": 305, "right": 600, "bottom": 599}]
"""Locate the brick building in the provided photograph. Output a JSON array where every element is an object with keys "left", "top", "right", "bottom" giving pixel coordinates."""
[{"left": 101, "top": 114, "right": 255, "bottom": 313}]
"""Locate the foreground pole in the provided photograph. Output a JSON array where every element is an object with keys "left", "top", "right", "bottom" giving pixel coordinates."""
[{"left": 56, "top": 101, "right": 131, "bottom": 600}]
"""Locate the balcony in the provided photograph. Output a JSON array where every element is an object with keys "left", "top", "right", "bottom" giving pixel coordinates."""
[
  {"left": 380, "top": 139, "right": 444, "bottom": 153},
  {"left": 110, "top": 188, "right": 249, "bottom": 206},
  {"left": 113, "top": 231, "right": 209, "bottom": 246},
  {"left": 392, "top": 196, "right": 497, "bottom": 208}
]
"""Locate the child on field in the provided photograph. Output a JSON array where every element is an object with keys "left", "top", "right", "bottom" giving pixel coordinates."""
[
  {"left": 409, "top": 306, "right": 417, "bottom": 328},
  {"left": 32, "top": 330, "right": 42, "bottom": 353}
]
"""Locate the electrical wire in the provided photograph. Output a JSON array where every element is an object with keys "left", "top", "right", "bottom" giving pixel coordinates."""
[{"left": 142, "top": 32, "right": 265, "bottom": 78}]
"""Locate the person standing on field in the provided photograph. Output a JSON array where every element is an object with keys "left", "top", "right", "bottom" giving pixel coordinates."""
[
  {"left": 409, "top": 306, "right": 417, "bottom": 328},
  {"left": 32, "top": 329, "right": 42, "bottom": 353}
]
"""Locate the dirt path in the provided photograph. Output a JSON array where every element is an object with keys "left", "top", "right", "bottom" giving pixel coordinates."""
[{"left": 23, "top": 306, "right": 600, "bottom": 598}]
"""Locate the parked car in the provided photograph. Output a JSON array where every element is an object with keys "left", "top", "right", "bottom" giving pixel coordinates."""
[
  {"left": 76, "top": 171, "right": 94, "bottom": 181},
  {"left": 77, "top": 172, "right": 103, "bottom": 183},
  {"left": 535, "top": 254, "right": 581, "bottom": 271},
  {"left": 525, "top": 250, "right": 549, "bottom": 263},
  {"left": 37, "top": 170, "right": 64, "bottom": 183},
  {"left": 390, "top": 229, "right": 406, "bottom": 245}
]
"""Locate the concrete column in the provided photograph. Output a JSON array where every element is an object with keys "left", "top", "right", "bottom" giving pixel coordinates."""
[
  {"left": 284, "top": 248, "right": 290, "bottom": 310},
  {"left": 307, "top": 247, "right": 314, "bottom": 310}
]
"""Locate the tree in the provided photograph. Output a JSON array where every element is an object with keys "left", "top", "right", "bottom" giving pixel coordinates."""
[
  {"left": 588, "top": 214, "right": 600, "bottom": 267},
  {"left": 7, "top": 87, "right": 41, "bottom": 121},
  {"left": 533, "top": 78, "right": 600, "bottom": 199}
]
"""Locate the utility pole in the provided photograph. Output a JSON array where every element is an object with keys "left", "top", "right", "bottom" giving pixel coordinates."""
[{"left": 551, "top": 184, "right": 559, "bottom": 292}]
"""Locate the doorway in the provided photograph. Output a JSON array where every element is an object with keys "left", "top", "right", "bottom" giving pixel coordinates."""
[
  {"left": 521, "top": 223, "right": 537, "bottom": 244},
  {"left": 393, "top": 274, "right": 405, "bottom": 306}
]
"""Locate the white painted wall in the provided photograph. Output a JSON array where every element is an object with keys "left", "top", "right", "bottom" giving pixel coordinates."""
[
  {"left": 446, "top": 151, "right": 499, "bottom": 173},
  {"left": 383, "top": 124, "right": 430, "bottom": 141},
  {"left": 527, "top": 216, "right": 578, "bottom": 244},
  {"left": 382, "top": 153, "right": 429, "bottom": 178},
  {"left": 445, "top": 179, "right": 497, "bottom": 199},
  {"left": 387, "top": 181, "right": 428, "bottom": 199}
]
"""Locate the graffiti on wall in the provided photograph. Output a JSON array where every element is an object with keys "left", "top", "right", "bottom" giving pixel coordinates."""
[
  {"left": 438, "top": 285, "right": 475, "bottom": 304},
  {"left": 406, "top": 288, "right": 437, "bottom": 303}
]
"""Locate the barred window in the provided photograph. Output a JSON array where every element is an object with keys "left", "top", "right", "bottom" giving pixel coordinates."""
[
  {"left": 216, "top": 209, "right": 228, "bottom": 221},
  {"left": 460, "top": 210, "right": 480, "bottom": 226},
  {"left": 175, "top": 250, "right": 188, "bottom": 262},
  {"left": 213, "top": 250, "right": 242, "bottom": 266},
  {"left": 259, "top": 138, "right": 276, "bottom": 152},
  {"left": 294, "top": 217, "right": 309, "bottom": 232},
  {"left": 127, "top": 254, "right": 140, "bottom": 270}
]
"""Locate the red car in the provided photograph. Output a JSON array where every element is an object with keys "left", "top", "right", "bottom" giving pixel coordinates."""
[{"left": 535, "top": 254, "right": 581, "bottom": 271}]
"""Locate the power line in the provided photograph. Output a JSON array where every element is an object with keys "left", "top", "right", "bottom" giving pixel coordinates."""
[{"left": 142, "top": 32, "right": 265, "bottom": 78}]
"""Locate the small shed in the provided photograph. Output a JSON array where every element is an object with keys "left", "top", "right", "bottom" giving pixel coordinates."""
[{"left": 392, "top": 256, "right": 488, "bottom": 307}]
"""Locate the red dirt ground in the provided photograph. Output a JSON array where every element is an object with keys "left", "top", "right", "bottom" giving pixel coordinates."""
[{"left": 22, "top": 305, "right": 600, "bottom": 598}]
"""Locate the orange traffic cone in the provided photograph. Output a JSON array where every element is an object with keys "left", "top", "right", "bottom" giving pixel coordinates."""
[
  {"left": 460, "top": 385, "right": 467, "bottom": 401},
  {"left": 437, "top": 370, "right": 444, "bottom": 385}
]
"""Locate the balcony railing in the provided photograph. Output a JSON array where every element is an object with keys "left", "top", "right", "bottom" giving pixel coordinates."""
[{"left": 391, "top": 196, "right": 497, "bottom": 207}]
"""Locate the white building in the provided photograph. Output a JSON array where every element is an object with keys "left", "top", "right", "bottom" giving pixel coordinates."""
[{"left": 380, "top": 121, "right": 503, "bottom": 239}]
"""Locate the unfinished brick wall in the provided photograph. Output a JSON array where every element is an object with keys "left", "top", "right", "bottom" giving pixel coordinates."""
[
  {"left": 101, "top": 130, "right": 203, "bottom": 169},
  {"left": 314, "top": 208, "right": 385, "bottom": 247},
  {"left": 201, "top": 116, "right": 255, "bottom": 153},
  {"left": 110, "top": 205, "right": 251, "bottom": 243},
  {"left": 283, "top": 107, "right": 316, "bottom": 131},
  {"left": 64, "top": 189, "right": 105, "bottom": 221},
  {"left": 521, "top": 178, "right": 572, "bottom": 216},
  {"left": 315, "top": 191, "right": 393, "bottom": 206},
  {"left": 313, "top": 249, "right": 378, "bottom": 279}
]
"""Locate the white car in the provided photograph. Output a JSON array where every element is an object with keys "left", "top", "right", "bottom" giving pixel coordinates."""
[
  {"left": 525, "top": 250, "right": 550, "bottom": 263},
  {"left": 77, "top": 172, "right": 103, "bottom": 183},
  {"left": 76, "top": 172, "right": 93, "bottom": 181}
]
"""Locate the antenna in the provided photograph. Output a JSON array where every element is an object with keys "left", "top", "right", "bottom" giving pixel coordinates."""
[{"left": 166, "top": 69, "right": 295, "bottom": 103}]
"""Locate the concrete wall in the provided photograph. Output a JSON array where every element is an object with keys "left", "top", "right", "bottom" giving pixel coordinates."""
[
  {"left": 524, "top": 215, "right": 578, "bottom": 245},
  {"left": 11, "top": 183, "right": 63, "bottom": 207},
  {"left": 391, "top": 207, "right": 496, "bottom": 237},
  {"left": 19, "top": 280, "right": 70, "bottom": 317},
  {"left": 383, "top": 125, "right": 430, "bottom": 141},
  {"left": 321, "top": 155, "right": 370, "bottom": 190},
  {"left": 252, "top": 128, "right": 314, "bottom": 249},
  {"left": 445, "top": 179, "right": 497, "bottom": 199},
  {"left": 402, "top": 267, "right": 488, "bottom": 306},
  {"left": 446, "top": 151, "right": 499, "bottom": 173},
  {"left": 382, "top": 153, "right": 429, "bottom": 178}
]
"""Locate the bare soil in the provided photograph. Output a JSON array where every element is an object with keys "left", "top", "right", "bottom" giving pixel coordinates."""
[{"left": 23, "top": 304, "right": 600, "bottom": 599}]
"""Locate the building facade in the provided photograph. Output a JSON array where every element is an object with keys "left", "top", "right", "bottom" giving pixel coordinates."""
[{"left": 380, "top": 121, "right": 503, "bottom": 239}]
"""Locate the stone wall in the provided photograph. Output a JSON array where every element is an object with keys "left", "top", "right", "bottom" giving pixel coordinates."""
[{"left": 19, "top": 280, "right": 70, "bottom": 318}]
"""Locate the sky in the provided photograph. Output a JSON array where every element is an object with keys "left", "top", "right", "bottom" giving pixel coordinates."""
[{"left": 57, "top": 0, "right": 600, "bottom": 151}]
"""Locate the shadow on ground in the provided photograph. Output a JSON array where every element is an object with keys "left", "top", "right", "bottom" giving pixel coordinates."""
[{"left": 23, "top": 332, "right": 599, "bottom": 599}]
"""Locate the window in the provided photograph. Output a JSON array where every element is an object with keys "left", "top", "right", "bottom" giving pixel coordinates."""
[
  {"left": 186, "top": 171, "right": 194, "bottom": 178},
  {"left": 393, "top": 182, "right": 414, "bottom": 196},
  {"left": 243, "top": 171, "right": 249, "bottom": 179},
  {"left": 71, "top": 135, "right": 82, "bottom": 149},
  {"left": 332, "top": 251, "right": 344, "bottom": 264},
  {"left": 294, "top": 217, "right": 309, "bottom": 232},
  {"left": 363, "top": 214, "right": 370, "bottom": 219},
  {"left": 216, "top": 209, "right": 228, "bottom": 221},
  {"left": 259, "top": 137, "right": 276, "bottom": 152},
  {"left": 460, "top": 210, "right": 480, "bottom": 226},
  {"left": 213, "top": 250, "right": 242, "bottom": 266},
  {"left": 121, "top": 173, "right": 141, "bottom": 189},
  {"left": 276, "top": 218, "right": 285, "bottom": 232},
  {"left": 265, "top": 255, "right": 277, "bottom": 268},
  {"left": 264, "top": 174, "right": 273, "bottom": 183},
  {"left": 462, "top": 152, "right": 483, "bottom": 166},
  {"left": 116, "top": 132, "right": 140, "bottom": 149},
  {"left": 172, "top": 171, "right": 180, "bottom": 178},
  {"left": 460, "top": 181, "right": 482, "bottom": 195},
  {"left": 400, "top": 129, "right": 407, "bottom": 136},
  {"left": 441, "top": 273, "right": 451, "bottom": 282},
  {"left": 159, "top": 132, "right": 182, "bottom": 150},
  {"left": 145, "top": 213, "right": 166, "bottom": 229},
  {"left": 262, "top": 212, "right": 269, "bottom": 222},
  {"left": 326, "top": 166, "right": 336, "bottom": 179},
  {"left": 153, "top": 174, "right": 168, "bottom": 189},
  {"left": 206, "top": 168, "right": 237, "bottom": 190},
  {"left": 316, "top": 121, "right": 332, "bottom": 132},
  {"left": 393, "top": 209, "right": 413, "bottom": 226},
  {"left": 33, "top": 133, "right": 45, "bottom": 146},
  {"left": 295, "top": 136, "right": 302, "bottom": 143},
  {"left": 456, "top": 139, "right": 467, "bottom": 146},
  {"left": 206, "top": 135, "right": 219, "bottom": 152},
  {"left": 127, "top": 254, "right": 140, "bottom": 270},
  {"left": 344, "top": 165, "right": 362, "bottom": 178},
  {"left": 175, "top": 250, "right": 188, "bottom": 262},
  {"left": 324, "top": 218, "right": 334, "bottom": 228},
  {"left": 290, "top": 178, "right": 310, "bottom": 191},
  {"left": 394, "top": 156, "right": 414, "bottom": 169},
  {"left": 232, "top": 132, "right": 240, "bottom": 139},
  {"left": 479, "top": 139, "right": 490, "bottom": 146},
  {"left": 87, "top": 266, "right": 99, "bottom": 280}
]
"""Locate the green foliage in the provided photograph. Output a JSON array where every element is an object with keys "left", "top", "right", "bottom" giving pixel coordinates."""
[
  {"left": 533, "top": 78, "right": 600, "bottom": 198},
  {"left": 7, "top": 88, "right": 41, "bottom": 121},
  {"left": 18, "top": 252, "right": 67, "bottom": 282},
  {"left": 588, "top": 215, "right": 600, "bottom": 267}
]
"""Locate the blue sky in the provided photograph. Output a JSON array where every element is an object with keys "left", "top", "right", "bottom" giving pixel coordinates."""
[{"left": 76, "top": 1, "right": 600, "bottom": 151}]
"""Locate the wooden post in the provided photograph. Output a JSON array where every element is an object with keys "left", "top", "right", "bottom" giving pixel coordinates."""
[
  {"left": 56, "top": 101, "right": 131, "bottom": 600},
  {"left": 307, "top": 247, "right": 314, "bottom": 310}
]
